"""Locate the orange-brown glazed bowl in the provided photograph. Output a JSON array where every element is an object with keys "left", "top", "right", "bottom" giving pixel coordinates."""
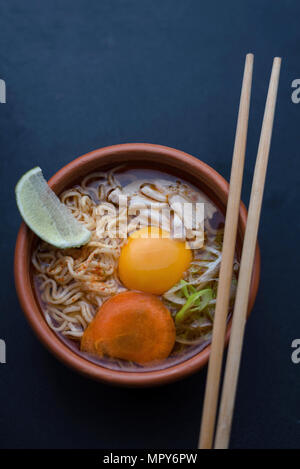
[{"left": 14, "top": 143, "right": 260, "bottom": 387}]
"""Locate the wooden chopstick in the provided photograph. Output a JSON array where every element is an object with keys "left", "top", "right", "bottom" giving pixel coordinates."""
[
  {"left": 214, "top": 57, "right": 281, "bottom": 449},
  {"left": 198, "top": 53, "right": 254, "bottom": 449}
]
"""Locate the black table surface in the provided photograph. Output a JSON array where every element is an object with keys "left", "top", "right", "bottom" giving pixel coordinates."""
[{"left": 1, "top": 0, "right": 299, "bottom": 449}]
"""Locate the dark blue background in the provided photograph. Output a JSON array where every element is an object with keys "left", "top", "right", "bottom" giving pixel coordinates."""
[{"left": 0, "top": 0, "right": 299, "bottom": 449}]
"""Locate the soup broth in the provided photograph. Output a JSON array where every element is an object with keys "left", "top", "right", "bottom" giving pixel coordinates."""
[{"left": 32, "top": 165, "right": 238, "bottom": 371}]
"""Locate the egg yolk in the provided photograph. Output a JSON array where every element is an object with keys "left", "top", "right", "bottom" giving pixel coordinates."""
[{"left": 118, "top": 226, "right": 192, "bottom": 295}]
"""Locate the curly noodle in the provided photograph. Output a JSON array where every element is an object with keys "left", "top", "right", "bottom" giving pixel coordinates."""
[{"left": 32, "top": 168, "right": 126, "bottom": 338}]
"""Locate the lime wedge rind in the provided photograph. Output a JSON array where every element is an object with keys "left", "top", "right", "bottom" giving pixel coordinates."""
[{"left": 16, "top": 167, "right": 91, "bottom": 249}]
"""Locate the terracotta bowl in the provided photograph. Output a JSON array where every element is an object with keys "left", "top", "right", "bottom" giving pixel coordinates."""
[{"left": 14, "top": 143, "right": 260, "bottom": 387}]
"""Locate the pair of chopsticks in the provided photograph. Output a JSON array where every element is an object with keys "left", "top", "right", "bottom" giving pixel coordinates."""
[{"left": 198, "top": 54, "right": 281, "bottom": 449}]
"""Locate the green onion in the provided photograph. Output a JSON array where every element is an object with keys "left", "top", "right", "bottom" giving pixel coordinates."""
[
  {"left": 180, "top": 280, "right": 189, "bottom": 299},
  {"left": 175, "top": 286, "right": 213, "bottom": 324}
]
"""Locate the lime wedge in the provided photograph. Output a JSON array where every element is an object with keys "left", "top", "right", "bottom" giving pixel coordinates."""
[{"left": 16, "top": 167, "right": 91, "bottom": 248}]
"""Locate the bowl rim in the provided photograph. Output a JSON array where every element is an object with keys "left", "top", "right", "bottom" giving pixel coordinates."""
[{"left": 14, "top": 143, "right": 260, "bottom": 387}]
